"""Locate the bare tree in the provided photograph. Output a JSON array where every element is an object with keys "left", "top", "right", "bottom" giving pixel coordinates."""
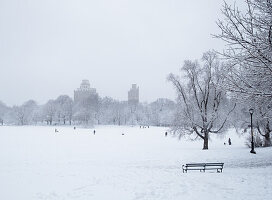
[
  {"left": 215, "top": 0, "right": 272, "bottom": 146},
  {"left": 55, "top": 95, "right": 73, "bottom": 125},
  {"left": 168, "top": 51, "right": 235, "bottom": 149},
  {"left": 253, "top": 99, "right": 272, "bottom": 147},
  {"left": 44, "top": 100, "right": 57, "bottom": 125},
  {"left": 149, "top": 98, "right": 175, "bottom": 126},
  {"left": 256, "top": 116, "right": 272, "bottom": 147},
  {"left": 13, "top": 106, "right": 26, "bottom": 125},
  {"left": 73, "top": 95, "right": 98, "bottom": 126},
  {"left": 215, "top": 0, "right": 272, "bottom": 99},
  {"left": 11, "top": 100, "right": 38, "bottom": 125},
  {"left": 0, "top": 101, "right": 9, "bottom": 125}
]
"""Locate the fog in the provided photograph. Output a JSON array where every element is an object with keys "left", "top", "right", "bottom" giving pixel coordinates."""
[{"left": 0, "top": 0, "right": 229, "bottom": 106}]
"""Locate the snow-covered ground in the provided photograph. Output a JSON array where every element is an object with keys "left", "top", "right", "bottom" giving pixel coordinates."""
[{"left": 0, "top": 125, "right": 271, "bottom": 200}]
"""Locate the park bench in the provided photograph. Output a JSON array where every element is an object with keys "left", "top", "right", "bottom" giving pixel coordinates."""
[{"left": 182, "top": 163, "right": 224, "bottom": 173}]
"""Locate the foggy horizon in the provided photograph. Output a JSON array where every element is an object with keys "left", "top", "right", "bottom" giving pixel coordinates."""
[{"left": 0, "top": 0, "right": 231, "bottom": 106}]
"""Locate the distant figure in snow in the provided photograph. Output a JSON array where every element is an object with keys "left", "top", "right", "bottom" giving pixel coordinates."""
[
  {"left": 224, "top": 142, "right": 226, "bottom": 145},
  {"left": 55, "top": 128, "right": 58, "bottom": 133},
  {"left": 165, "top": 132, "right": 168, "bottom": 137},
  {"left": 228, "top": 138, "right": 232, "bottom": 145},
  {"left": 74, "top": 126, "right": 76, "bottom": 130},
  {"left": 148, "top": 126, "right": 149, "bottom": 128},
  {"left": 93, "top": 130, "right": 96, "bottom": 135}
]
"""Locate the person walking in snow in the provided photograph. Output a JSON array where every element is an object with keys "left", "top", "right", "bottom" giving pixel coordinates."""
[
  {"left": 228, "top": 138, "right": 232, "bottom": 145},
  {"left": 93, "top": 130, "right": 96, "bottom": 135}
]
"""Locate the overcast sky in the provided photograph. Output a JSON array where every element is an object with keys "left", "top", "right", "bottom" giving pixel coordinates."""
[{"left": 0, "top": 0, "right": 237, "bottom": 106}]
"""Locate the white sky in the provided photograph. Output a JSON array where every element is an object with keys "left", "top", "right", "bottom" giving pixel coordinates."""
[{"left": 0, "top": 0, "right": 239, "bottom": 106}]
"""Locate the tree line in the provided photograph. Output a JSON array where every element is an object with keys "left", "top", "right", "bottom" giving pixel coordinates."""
[{"left": 0, "top": 96, "right": 175, "bottom": 127}]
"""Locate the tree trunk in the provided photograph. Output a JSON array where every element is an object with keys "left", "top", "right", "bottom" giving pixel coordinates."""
[
  {"left": 263, "top": 133, "right": 271, "bottom": 147},
  {"left": 203, "top": 131, "right": 209, "bottom": 150},
  {"left": 263, "top": 120, "right": 271, "bottom": 147}
]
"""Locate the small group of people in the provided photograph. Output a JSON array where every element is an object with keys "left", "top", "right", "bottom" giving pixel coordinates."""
[{"left": 140, "top": 126, "right": 149, "bottom": 129}]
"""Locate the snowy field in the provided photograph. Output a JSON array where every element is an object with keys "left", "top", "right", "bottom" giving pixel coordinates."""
[{"left": 0, "top": 126, "right": 271, "bottom": 200}]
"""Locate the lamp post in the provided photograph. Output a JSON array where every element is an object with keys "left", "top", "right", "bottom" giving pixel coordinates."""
[{"left": 249, "top": 108, "right": 256, "bottom": 154}]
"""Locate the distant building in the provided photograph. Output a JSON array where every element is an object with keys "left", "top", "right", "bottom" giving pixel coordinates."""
[
  {"left": 128, "top": 84, "right": 139, "bottom": 105},
  {"left": 74, "top": 80, "right": 98, "bottom": 103}
]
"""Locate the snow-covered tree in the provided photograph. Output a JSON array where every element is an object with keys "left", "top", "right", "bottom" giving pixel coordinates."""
[
  {"left": 73, "top": 95, "right": 98, "bottom": 126},
  {"left": 0, "top": 101, "right": 9, "bottom": 125},
  {"left": 255, "top": 107, "right": 272, "bottom": 147},
  {"left": 55, "top": 95, "right": 73, "bottom": 125},
  {"left": 215, "top": 0, "right": 272, "bottom": 147},
  {"left": 97, "top": 97, "right": 115, "bottom": 124},
  {"left": 148, "top": 98, "right": 175, "bottom": 126},
  {"left": 215, "top": 0, "right": 272, "bottom": 100},
  {"left": 31, "top": 106, "right": 44, "bottom": 125},
  {"left": 23, "top": 100, "right": 38, "bottom": 124},
  {"left": 112, "top": 101, "right": 126, "bottom": 125},
  {"left": 168, "top": 51, "right": 235, "bottom": 150},
  {"left": 11, "top": 100, "right": 38, "bottom": 125},
  {"left": 43, "top": 100, "right": 57, "bottom": 125}
]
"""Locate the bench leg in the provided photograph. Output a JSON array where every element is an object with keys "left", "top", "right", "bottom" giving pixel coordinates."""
[{"left": 216, "top": 169, "right": 223, "bottom": 173}]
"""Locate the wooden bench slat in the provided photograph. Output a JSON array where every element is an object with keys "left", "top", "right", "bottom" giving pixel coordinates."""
[{"left": 182, "top": 162, "right": 224, "bottom": 173}]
